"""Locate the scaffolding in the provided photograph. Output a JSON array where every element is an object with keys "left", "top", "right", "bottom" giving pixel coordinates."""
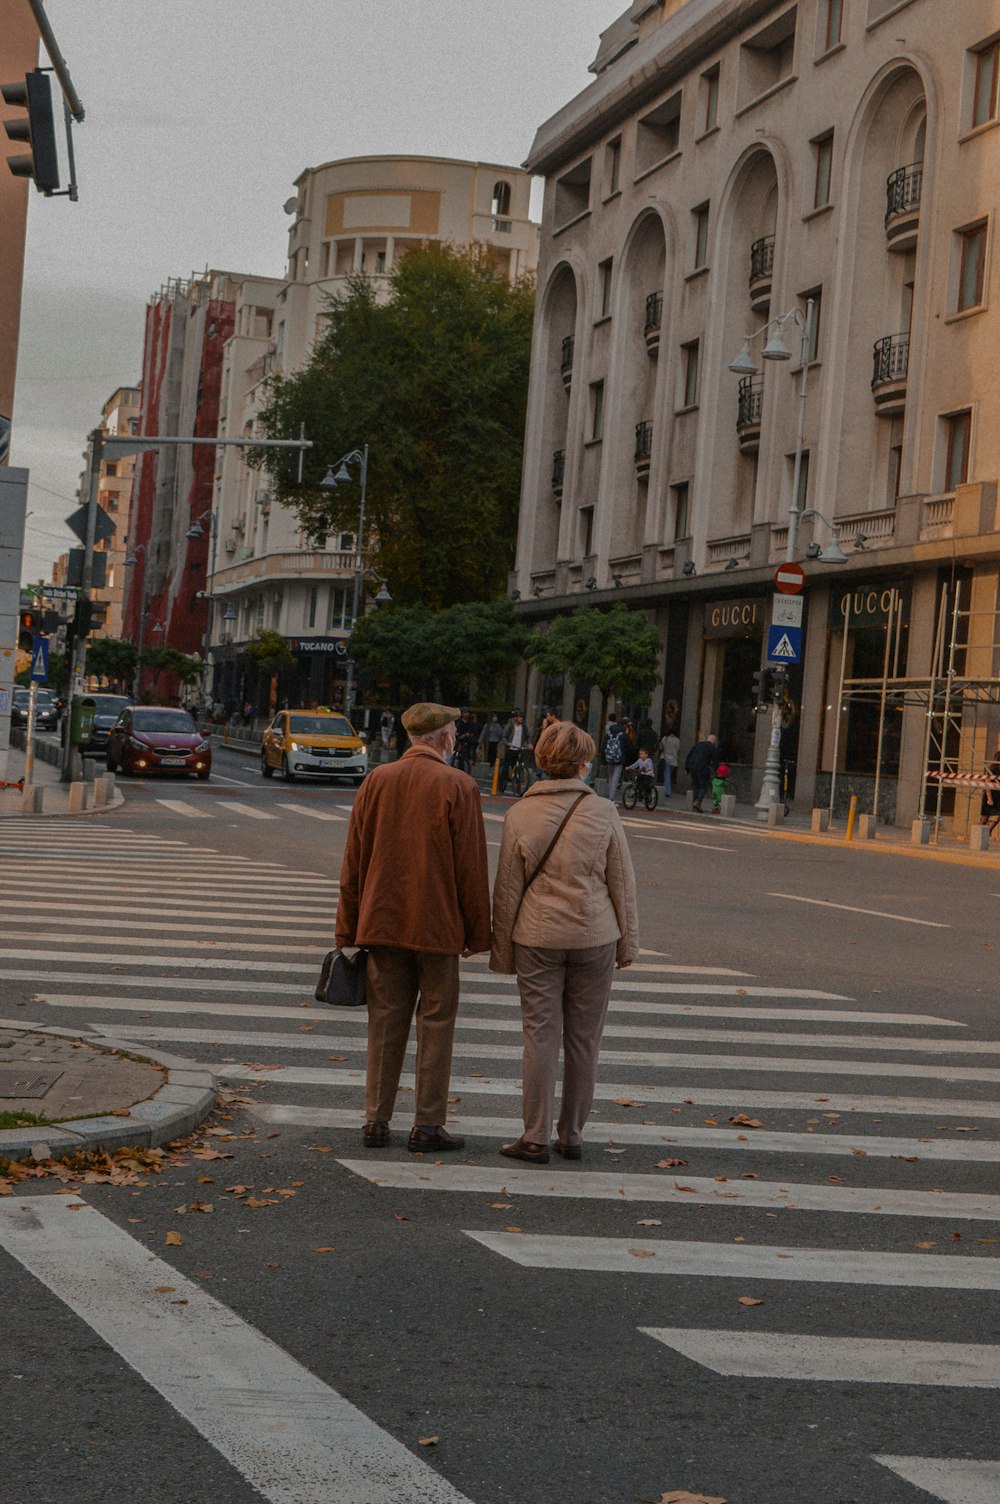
[{"left": 831, "top": 578, "right": 1000, "bottom": 835}]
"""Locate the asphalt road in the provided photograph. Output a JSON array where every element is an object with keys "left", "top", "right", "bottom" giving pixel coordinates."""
[{"left": 1, "top": 742, "right": 998, "bottom": 1504}]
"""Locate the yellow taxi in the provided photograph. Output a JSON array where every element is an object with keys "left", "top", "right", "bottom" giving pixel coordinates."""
[{"left": 260, "top": 708, "right": 368, "bottom": 785}]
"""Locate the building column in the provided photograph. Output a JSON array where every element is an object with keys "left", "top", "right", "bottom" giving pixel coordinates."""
[
  {"left": 793, "top": 584, "right": 830, "bottom": 810},
  {"left": 896, "top": 571, "right": 939, "bottom": 827}
]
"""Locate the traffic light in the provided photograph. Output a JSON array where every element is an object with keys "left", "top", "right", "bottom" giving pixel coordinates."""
[
  {"left": 40, "top": 609, "right": 61, "bottom": 633},
  {"left": 771, "top": 665, "right": 788, "bottom": 702},
  {"left": 91, "top": 601, "right": 109, "bottom": 630},
  {"left": 751, "top": 668, "right": 767, "bottom": 709},
  {"left": 73, "top": 598, "right": 93, "bottom": 638},
  {"left": 1, "top": 70, "right": 59, "bottom": 194},
  {"left": 18, "top": 609, "right": 36, "bottom": 651}
]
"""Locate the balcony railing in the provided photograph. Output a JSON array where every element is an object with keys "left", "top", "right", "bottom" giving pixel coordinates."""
[
  {"left": 560, "top": 334, "right": 574, "bottom": 393},
  {"left": 634, "top": 420, "right": 653, "bottom": 474},
  {"left": 749, "top": 235, "right": 775, "bottom": 284},
  {"left": 885, "top": 162, "right": 922, "bottom": 225},
  {"left": 552, "top": 449, "right": 565, "bottom": 491},
  {"left": 643, "top": 291, "right": 663, "bottom": 354},
  {"left": 871, "top": 333, "right": 909, "bottom": 411},
  {"left": 736, "top": 376, "right": 763, "bottom": 430}
]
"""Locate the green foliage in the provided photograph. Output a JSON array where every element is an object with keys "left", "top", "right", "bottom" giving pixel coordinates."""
[
  {"left": 349, "top": 598, "right": 529, "bottom": 703},
  {"left": 141, "top": 646, "right": 204, "bottom": 687},
  {"left": 528, "top": 604, "right": 661, "bottom": 709},
  {"left": 86, "top": 637, "right": 137, "bottom": 687},
  {"left": 253, "top": 245, "right": 535, "bottom": 608},
  {"left": 15, "top": 652, "right": 68, "bottom": 693},
  {"left": 245, "top": 629, "right": 296, "bottom": 678}
]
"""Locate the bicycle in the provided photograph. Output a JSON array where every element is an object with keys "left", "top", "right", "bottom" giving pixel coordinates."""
[
  {"left": 622, "top": 772, "right": 658, "bottom": 811},
  {"left": 506, "top": 754, "right": 528, "bottom": 798}
]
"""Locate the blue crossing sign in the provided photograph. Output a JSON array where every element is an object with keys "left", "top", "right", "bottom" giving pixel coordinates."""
[
  {"left": 767, "top": 624, "right": 802, "bottom": 664},
  {"left": 29, "top": 636, "right": 49, "bottom": 683}
]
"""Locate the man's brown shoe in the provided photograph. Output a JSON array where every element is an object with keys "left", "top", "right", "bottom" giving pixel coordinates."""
[
  {"left": 362, "top": 1121, "right": 390, "bottom": 1148},
  {"left": 500, "top": 1137, "right": 550, "bottom": 1164},
  {"left": 552, "top": 1141, "right": 582, "bottom": 1160},
  {"left": 408, "top": 1126, "right": 465, "bottom": 1153}
]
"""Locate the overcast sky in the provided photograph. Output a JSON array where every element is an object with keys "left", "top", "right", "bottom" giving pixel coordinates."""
[{"left": 11, "top": 0, "right": 612, "bottom": 583}]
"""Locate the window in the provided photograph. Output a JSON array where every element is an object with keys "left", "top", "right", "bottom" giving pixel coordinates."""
[
  {"left": 823, "top": 0, "right": 843, "bottom": 51},
  {"left": 813, "top": 132, "right": 834, "bottom": 208},
  {"left": 789, "top": 449, "right": 810, "bottom": 511},
  {"left": 580, "top": 506, "right": 595, "bottom": 557},
  {"left": 681, "top": 341, "right": 700, "bottom": 408},
  {"left": 590, "top": 381, "right": 605, "bottom": 441},
  {"left": 308, "top": 586, "right": 317, "bottom": 629},
  {"left": 636, "top": 92, "right": 681, "bottom": 175},
  {"left": 800, "top": 287, "right": 822, "bottom": 361},
  {"left": 598, "top": 258, "right": 613, "bottom": 318},
  {"left": 605, "top": 137, "right": 622, "bottom": 196},
  {"left": 972, "top": 42, "right": 999, "bottom": 127},
  {"left": 491, "top": 180, "right": 512, "bottom": 217},
  {"left": 693, "top": 203, "right": 710, "bottom": 269},
  {"left": 957, "top": 222, "right": 988, "bottom": 310},
  {"left": 888, "top": 443, "right": 903, "bottom": 501},
  {"left": 738, "top": 7, "right": 797, "bottom": 109},
  {"left": 702, "top": 66, "right": 720, "bottom": 133},
  {"left": 554, "top": 158, "right": 592, "bottom": 227},
  {"left": 944, "top": 411, "right": 971, "bottom": 490},
  {"left": 672, "top": 481, "right": 690, "bottom": 539}
]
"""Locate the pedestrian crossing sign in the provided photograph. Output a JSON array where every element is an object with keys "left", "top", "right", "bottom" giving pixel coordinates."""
[{"left": 767, "top": 624, "right": 802, "bottom": 663}]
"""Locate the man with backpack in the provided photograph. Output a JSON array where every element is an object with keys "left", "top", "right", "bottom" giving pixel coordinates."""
[{"left": 603, "top": 716, "right": 627, "bottom": 803}]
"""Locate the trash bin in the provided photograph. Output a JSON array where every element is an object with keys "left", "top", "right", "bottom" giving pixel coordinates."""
[{"left": 69, "top": 695, "right": 96, "bottom": 746}]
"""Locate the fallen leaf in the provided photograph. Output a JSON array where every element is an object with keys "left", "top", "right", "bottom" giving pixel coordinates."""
[
  {"left": 914, "top": 1240, "right": 936, "bottom": 1250},
  {"left": 613, "top": 1097, "right": 646, "bottom": 1108},
  {"left": 305, "top": 1145, "right": 334, "bottom": 1154},
  {"left": 489, "top": 1202, "right": 513, "bottom": 1210},
  {"left": 244, "top": 1196, "right": 279, "bottom": 1209},
  {"left": 893, "top": 1154, "right": 919, "bottom": 1163},
  {"left": 673, "top": 1182, "right": 696, "bottom": 1193},
  {"left": 636, "top": 1218, "right": 662, "bottom": 1227},
  {"left": 658, "top": 1491, "right": 727, "bottom": 1503},
  {"left": 737, "top": 1296, "right": 763, "bottom": 1307},
  {"left": 164, "top": 1231, "right": 182, "bottom": 1246},
  {"left": 703, "top": 1119, "right": 718, "bottom": 1127},
  {"left": 418, "top": 1436, "right": 439, "bottom": 1447},
  {"left": 712, "top": 1176, "right": 728, "bottom": 1184},
  {"left": 154, "top": 1286, "right": 176, "bottom": 1294},
  {"left": 850, "top": 1148, "right": 868, "bottom": 1158},
  {"left": 110, "top": 1108, "right": 131, "bottom": 1118},
  {"left": 504, "top": 1226, "right": 523, "bottom": 1233},
  {"left": 393, "top": 1213, "right": 410, "bottom": 1222},
  {"left": 629, "top": 1248, "right": 656, "bottom": 1258},
  {"left": 729, "top": 1114, "right": 763, "bottom": 1129},
  {"left": 656, "top": 1158, "right": 688, "bottom": 1169},
  {"left": 327, "top": 1056, "right": 348, "bottom": 1062},
  {"left": 189, "top": 1202, "right": 213, "bottom": 1213},
  {"left": 312, "top": 1246, "right": 335, "bottom": 1253},
  {"left": 225, "top": 1185, "right": 250, "bottom": 1196},
  {"left": 827, "top": 1174, "right": 844, "bottom": 1184},
  {"left": 196, "top": 1175, "right": 213, "bottom": 1185},
  {"left": 741, "top": 1173, "right": 759, "bottom": 1181}
]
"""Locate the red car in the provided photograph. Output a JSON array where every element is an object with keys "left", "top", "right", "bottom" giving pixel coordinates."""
[{"left": 105, "top": 706, "right": 212, "bottom": 780}]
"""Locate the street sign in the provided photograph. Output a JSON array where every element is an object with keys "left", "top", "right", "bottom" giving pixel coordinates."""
[
  {"left": 40, "top": 583, "right": 79, "bottom": 601},
  {"left": 774, "top": 561, "right": 806, "bottom": 594},
  {"left": 29, "top": 636, "right": 49, "bottom": 683},
  {"left": 772, "top": 593, "right": 803, "bottom": 628},
  {"left": 66, "top": 549, "right": 107, "bottom": 588},
  {"left": 767, "top": 624, "right": 802, "bottom": 663},
  {"left": 66, "top": 503, "right": 116, "bottom": 546}
]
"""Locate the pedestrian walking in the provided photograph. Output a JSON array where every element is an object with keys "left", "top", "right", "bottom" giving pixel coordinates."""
[
  {"left": 684, "top": 731, "right": 720, "bottom": 812},
  {"left": 481, "top": 713, "right": 504, "bottom": 769},
  {"left": 335, "top": 702, "right": 491, "bottom": 1153},
  {"left": 490, "top": 719, "right": 639, "bottom": 1163},
  {"left": 659, "top": 728, "right": 680, "bottom": 797},
  {"left": 602, "top": 716, "right": 627, "bottom": 803},
  {"left": 710, "top": 760, "right": 730, "bottom": 813}
]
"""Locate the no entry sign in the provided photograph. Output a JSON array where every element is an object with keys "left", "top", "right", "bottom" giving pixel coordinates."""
[{"left": 774, "top": 561, "right": 806, "bottom": 595}]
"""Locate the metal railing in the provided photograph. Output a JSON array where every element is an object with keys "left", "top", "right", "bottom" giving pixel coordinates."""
[
  {"left": 736, "top": 376, "right": 764, "bottom": 429},
  {"left": 871, "top": 333, "right": 909, "bottom": 389},
  {"left": 644, "top": 291, "right": 663, "bottom": 334},
  {"left": 749, "top": 234, "right": 775, "bottom": 284},
  {"left": 634, "top": 420, "right": 653, "bottom": 463},
  {"left": 885, "top": 162, "right": 922, "bottom": 224},
  {"left": 560, "top": 335, "right": 575, "bottom": 372}
]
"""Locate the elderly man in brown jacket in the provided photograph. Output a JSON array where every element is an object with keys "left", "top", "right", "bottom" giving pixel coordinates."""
[{"left": 336, "top": 702, "right": 491, "bottom": 1152}]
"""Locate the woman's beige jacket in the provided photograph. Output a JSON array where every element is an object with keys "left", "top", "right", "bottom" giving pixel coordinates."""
[{"left": 489, "top": 779, "right": 639, "bottom": 974}]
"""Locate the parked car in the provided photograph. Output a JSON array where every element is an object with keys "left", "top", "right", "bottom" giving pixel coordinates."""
[
  {"left": 11, "top": 686, "right": 60, "bottom": 732},
  {"left": 79, "top": 693, "right": 134, "bottom": 756},
  {"left": 105, "top": 705, "right": 212, "bottom": 780},
  {"left": 260, "top": 709, "right": 367, "bottom": 784}
]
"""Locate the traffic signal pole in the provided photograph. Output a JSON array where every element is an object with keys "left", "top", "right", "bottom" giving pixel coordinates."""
[{"left": 60, "top": 428, "right": 102, "bottom": 781}]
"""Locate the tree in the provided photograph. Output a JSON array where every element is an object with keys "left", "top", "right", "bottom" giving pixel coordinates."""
[
  {"left": 85, "top": 637, "right": 137, "bottom": 690},
  {"left": 254, "top": 245, "right": 535, "bottom": 608},
  {"left": 527, "top": 604, "right": 661, "bottom": 726},
  {"left": 245, "top": 630, "right": 296, "bottom": 679},
  {"left": 348, "top": 599, "right": 529, "bottom": 705},
  {"left": 15, "top": 652, "right": 67, "bottom": 694},
  {"left": 348, "top": 605, "right": 442, "bottom": 703}
]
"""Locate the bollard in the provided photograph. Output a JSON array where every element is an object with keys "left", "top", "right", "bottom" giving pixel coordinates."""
[
  {"left": 92, "top": 775, "right": 109, "bottom": 808},
  {"left": 20, "top": 784, "right": 43, "bottom": 814},
  {"left": 844, "top": 793, "right": 858, "bottom": 841},
  {"left": 766, "top": 801, "right": 784, "bottom": 826},
  {"left": 811, "top": 808, "right": 831, "bottom": 833},
  {"left": 491, "top": 755, "right": 501, "bottom": 797},
  {"left": 720, "top": 793, "right": 736, "bottom": 817},
  {"left": 67, "top": 781, "right": 87, "bottom": 813},
  {"left": 911, "top": 818, "right": 930, "bottom": 846},
  {"left": 685, "top": 789, "right": 694, "bottom": 808},
  {"left": 970, "top": 824, "right": 991, "bottom": 853},
  {"left": 857, "top": 813, "right": 877, "bottom": 840}
]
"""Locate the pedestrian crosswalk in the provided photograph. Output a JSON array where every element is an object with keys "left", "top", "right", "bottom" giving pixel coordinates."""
[{"left": 1, "top": 818, "right": 997, "bottom": 1502}]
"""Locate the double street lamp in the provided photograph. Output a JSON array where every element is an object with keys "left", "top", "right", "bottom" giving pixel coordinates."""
[{"left": 320, "top": 445, "right": 391, "bottom": 720}]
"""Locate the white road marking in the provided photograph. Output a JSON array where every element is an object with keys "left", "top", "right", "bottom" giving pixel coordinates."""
[
  {"left": 338, "top": 1159, "right": 1000, "bottom": 1221},
  {"left": 154, "top": 799, "right": 214, "bottom": 818},
  {"left": 0, "top": 1198, "right": 473, "bottom": 1504},
  {"left": 2, "top": 951, "right": 329, "bottom": 973},
  {"left": 769, "top": 892, "right": 950, "bottom": 928},
  {"left": 213, "top": 1065, "right": 1000, "bottom": 1119},
  {"left": 226, "top": 801, "right": 278, "bottom": 819},
  {"left": 197, "top": 773, "right": 256, "bottom": 787},
  {"left": 248, "top": 1103, "right": 1000, "bottom": 1163},
  {"left": 873, "top": 1457, "right": 1000, "bottom": 1503},
  {"left": 641, "top": 1331, "right": 1000, "bottom": 1388},
  {"left": 2, "top": 860, "right": 321, "bottom": 878},
  {"left": 464, "top": 1233, "right": 1000, "bottom": 1289},
  {"left": 8, "top": 900, "right": 335, "bottom": 924},
  {"left": 275, "top": 802, "right": 348, "bottom": 822},
  {"left": 9, "top": 934, "right": 327, "bottom": 956},
  {"left": 16, "top": 916, "right": 329, "bottom": 938},
  {"left": 462, "top": 956, "right": 753, "bottom": 977},
  {"left": 627, "top": 833, "right": 735, "bottom": 852}
]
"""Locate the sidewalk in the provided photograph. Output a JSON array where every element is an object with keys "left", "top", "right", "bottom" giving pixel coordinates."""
[
  {"left": 0, "top": 739, "right": 123, "bottom": 819},
  {"left": 0, "top": 1025, "right": 216, "bottom": 1162}
]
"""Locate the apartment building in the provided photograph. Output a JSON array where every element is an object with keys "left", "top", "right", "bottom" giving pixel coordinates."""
[
  {"left": 513, "top": 0, "right": 1000, "bottom": 828},
  {"left": 207, "top": 154, "right": 538, "bottom": 713}
]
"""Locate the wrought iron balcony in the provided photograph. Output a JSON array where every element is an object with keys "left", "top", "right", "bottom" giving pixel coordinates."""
[
  {"left": 871, "top": 333, "right": 909, "bottom": 414},
  {"left": 560, "top": 334, "right": 574, "bottom": 393},
  {"left": 644, "top": 291, "right": 663, "bottom": 354},
  {"left": 551, "top": 449, "right": 565, "bottom": 492},
  {"left": 736, "top": 376, "right": 763, "bottom": 453},
  {"left": 748, "top": 234, "right": 774, "bottom": 315},
  {"left": 884, "top": 162, "right": 922, "bottom": 251},
  {"left": 634, "top": 420, "right": 653, "bottom": 476}
]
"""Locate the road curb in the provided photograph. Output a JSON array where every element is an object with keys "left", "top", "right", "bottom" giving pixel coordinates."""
[{"left": 0, "top": 1029, "right": 216, "bottom": 1162}]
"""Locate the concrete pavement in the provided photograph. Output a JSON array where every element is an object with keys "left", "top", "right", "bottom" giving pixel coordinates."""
[{"left": 0, "top": 738, "right": 123, "bottom": 818}]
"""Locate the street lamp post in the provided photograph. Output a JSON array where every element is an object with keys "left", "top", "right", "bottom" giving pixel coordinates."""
[
  {"left": 728, "top": 300, "right": 814, "bottom": 815},
  {"left": 320, "top": 445, "right": 369, "bottom": 722}
]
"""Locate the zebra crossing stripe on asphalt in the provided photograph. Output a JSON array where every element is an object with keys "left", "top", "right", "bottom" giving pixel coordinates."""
[
  {"left": 223, "top": 801, "right": 278, "bottom": 820},
  {"left": 0, "top": 1198, "right": 474, "bottom": 1504},
  {"left": 640, "top": 1331, "right": 1000, "bottom": 1388},
  {"left": 336, "top": 1159, "right": 1000, "bottom": 1221},
  {"left": 154, "top": 799, "right": 215, "bottom": 817},
  {"left": 274, "top": 802, "right": 349, "bottom": 821},
  {"left": 462, "top": 1233, "right": 1000, "bottom": 1289},
  {"left": 873, "top": 1456, "right": 1000, "bottom": 1504}
]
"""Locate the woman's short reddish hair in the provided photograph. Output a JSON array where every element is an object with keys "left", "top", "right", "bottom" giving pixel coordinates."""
[{"left": 534, "top": 719, "right": 596, "bottom": 779}]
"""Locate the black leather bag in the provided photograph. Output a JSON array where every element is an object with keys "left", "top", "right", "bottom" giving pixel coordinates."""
[{"left": 315, "top": 948, "right": 368, "bottom": 1007}]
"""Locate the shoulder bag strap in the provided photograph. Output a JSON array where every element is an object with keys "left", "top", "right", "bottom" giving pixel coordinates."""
[{"left": 509, "top": 791, "right": 589, "bottom": 930}]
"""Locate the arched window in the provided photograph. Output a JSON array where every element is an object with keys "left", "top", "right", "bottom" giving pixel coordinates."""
[{"left": 492, "top": 180, "right": 512, "bottom": 217}]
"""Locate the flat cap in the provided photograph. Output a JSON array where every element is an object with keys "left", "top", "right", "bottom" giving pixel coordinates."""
[{"left": 401, "top": 701, "right": 461, "bottom": 736}]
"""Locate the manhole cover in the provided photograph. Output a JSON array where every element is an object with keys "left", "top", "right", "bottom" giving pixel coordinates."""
[{"left": 0, "top": 1067, "right": 63, "bottom": 1099}]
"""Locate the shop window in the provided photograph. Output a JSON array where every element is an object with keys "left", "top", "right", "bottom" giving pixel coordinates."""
[{"left": 636, "top": 92, "right": 681, "bottom": 175}]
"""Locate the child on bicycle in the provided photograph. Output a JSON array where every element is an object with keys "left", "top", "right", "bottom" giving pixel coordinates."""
[
  {"left": 625, "top": 748, "right": 656, "bottom": 799},
  {"left": 711, "top": 761, "right": 730, "bottom": 813}
]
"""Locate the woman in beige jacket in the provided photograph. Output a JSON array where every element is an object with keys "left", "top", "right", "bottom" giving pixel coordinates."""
[{"left": 490, "top": 719, "right": 639, "bottom": 1163}]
